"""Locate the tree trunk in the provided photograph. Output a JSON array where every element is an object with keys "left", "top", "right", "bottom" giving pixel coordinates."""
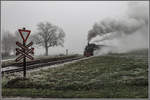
[
  {"left": 45, "top": 41, "right": 48, "bottom": 56},
  {"left": 45, "top": 46, "right": 48, "bottom": 56}
]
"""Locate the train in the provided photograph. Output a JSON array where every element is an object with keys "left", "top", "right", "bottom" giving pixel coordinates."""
[
  {"left": 84, "top": 43, "right": 99, "bottom": 56},
  {"left": 84, "top": 43, "right": 109, "bottom": 57}
]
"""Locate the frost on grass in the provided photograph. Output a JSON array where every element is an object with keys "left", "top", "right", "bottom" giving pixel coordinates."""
[{"left": 2, "top": 50, "right": 148, "bottom": 92}]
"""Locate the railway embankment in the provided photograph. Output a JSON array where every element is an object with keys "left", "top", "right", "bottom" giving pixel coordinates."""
[{"left": 1, "top": 55, "right": 81, "bottom": 68}]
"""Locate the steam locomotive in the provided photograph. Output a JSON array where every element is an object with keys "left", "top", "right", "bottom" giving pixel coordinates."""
[
  {"left": 84, "top": 43, "right": 100, "bottom": 56},
  {"left": 84, "top": 43, "right": 114, "bottom": 56}
]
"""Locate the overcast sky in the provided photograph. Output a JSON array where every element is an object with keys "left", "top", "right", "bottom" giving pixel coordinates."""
[{"left": 1, "top": 1, "right": 129, "bottom": 55}]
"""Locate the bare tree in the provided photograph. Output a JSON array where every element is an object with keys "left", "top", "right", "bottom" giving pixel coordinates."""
[
  {"left": 2, "top": 31, "right": 16, "bottom": 57},
  {"left": 33, "top": 22, "right": 65, "bottom": 56}
]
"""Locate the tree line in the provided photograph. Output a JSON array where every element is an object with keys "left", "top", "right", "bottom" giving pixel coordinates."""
[{"left": 1, "top": 22, "right": 65, "bottom": 58}]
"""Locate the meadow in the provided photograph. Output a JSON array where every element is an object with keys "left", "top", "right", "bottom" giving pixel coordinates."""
[{"left": 2, "top": 49, "right": 148, "bottom": 98}]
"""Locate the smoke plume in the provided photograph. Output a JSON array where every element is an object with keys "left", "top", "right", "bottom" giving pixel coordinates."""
[{"left": 88, "top": 1, "right": 149, "bottom": 55}]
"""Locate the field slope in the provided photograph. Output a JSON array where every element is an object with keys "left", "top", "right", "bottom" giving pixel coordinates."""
[{"left": 2, "top": 49, "right": 148, "bottom": 98}]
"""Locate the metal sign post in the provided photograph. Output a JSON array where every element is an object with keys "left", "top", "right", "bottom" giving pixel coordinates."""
[
  {"left": 23, "top": 40, "right": 26, "bottom": 78},
  {"left": 15, "top": 27, "right": 34, "bottom": 78}
]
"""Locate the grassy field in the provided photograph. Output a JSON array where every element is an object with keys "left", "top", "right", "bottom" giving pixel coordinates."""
[{"left": 2, "top": 49, "right": 148, "bottom": 98}]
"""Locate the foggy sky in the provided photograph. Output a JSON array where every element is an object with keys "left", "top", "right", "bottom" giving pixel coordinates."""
[{"left": 1, "top": 1, "right": 129, "bottom": 55}]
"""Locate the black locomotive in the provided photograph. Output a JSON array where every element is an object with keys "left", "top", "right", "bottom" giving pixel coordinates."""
[{"left": 84, "top": 43, "right": 100, "bottom": 56}]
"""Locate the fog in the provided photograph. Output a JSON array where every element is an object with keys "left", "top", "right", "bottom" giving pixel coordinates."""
[{"left": 2, "top": 1, "right": 147, "bottom": 56}]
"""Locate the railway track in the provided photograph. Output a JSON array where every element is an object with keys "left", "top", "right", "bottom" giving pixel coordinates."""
[{"left": 2, "top": 56, "right": 85, "bottom": 74}]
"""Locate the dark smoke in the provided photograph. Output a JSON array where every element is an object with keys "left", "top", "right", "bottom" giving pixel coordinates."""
[
  {"left": 87, "top": 1, "right": 149, "bottom": 54},
  {"left": 88, "top": 1, "right": 149, "bottom": 42}
]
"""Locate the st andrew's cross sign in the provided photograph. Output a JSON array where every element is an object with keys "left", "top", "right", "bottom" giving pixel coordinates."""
[
  {"left": 15, "top": 28, "right": 34, "bottom": 78},
  {"left": 16, "top": 41, "right": 34, "bottom": 62}
]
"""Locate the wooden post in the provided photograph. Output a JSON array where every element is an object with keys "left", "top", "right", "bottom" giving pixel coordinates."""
[
  {"left": 22, "top": 27, "right": 26, "bottom": 78},
  {"left": 23, "top": 41, "right": 26, "bottom": 78}
]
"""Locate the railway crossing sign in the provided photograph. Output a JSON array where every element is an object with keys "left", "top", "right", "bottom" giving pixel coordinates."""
[
  {"left": 15, "top": 27, "right": 34, "bottom": 78},
  {"left": 16, "top": 41, "right": 34, "bottom": 55},
  {"left": 16, "top": 41, "right": 34, "bottom": 62}
]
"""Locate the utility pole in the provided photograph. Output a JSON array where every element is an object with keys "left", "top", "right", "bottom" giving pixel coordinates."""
[{"left": 66, "top": 49, "right": 68, "bottom": 55}]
